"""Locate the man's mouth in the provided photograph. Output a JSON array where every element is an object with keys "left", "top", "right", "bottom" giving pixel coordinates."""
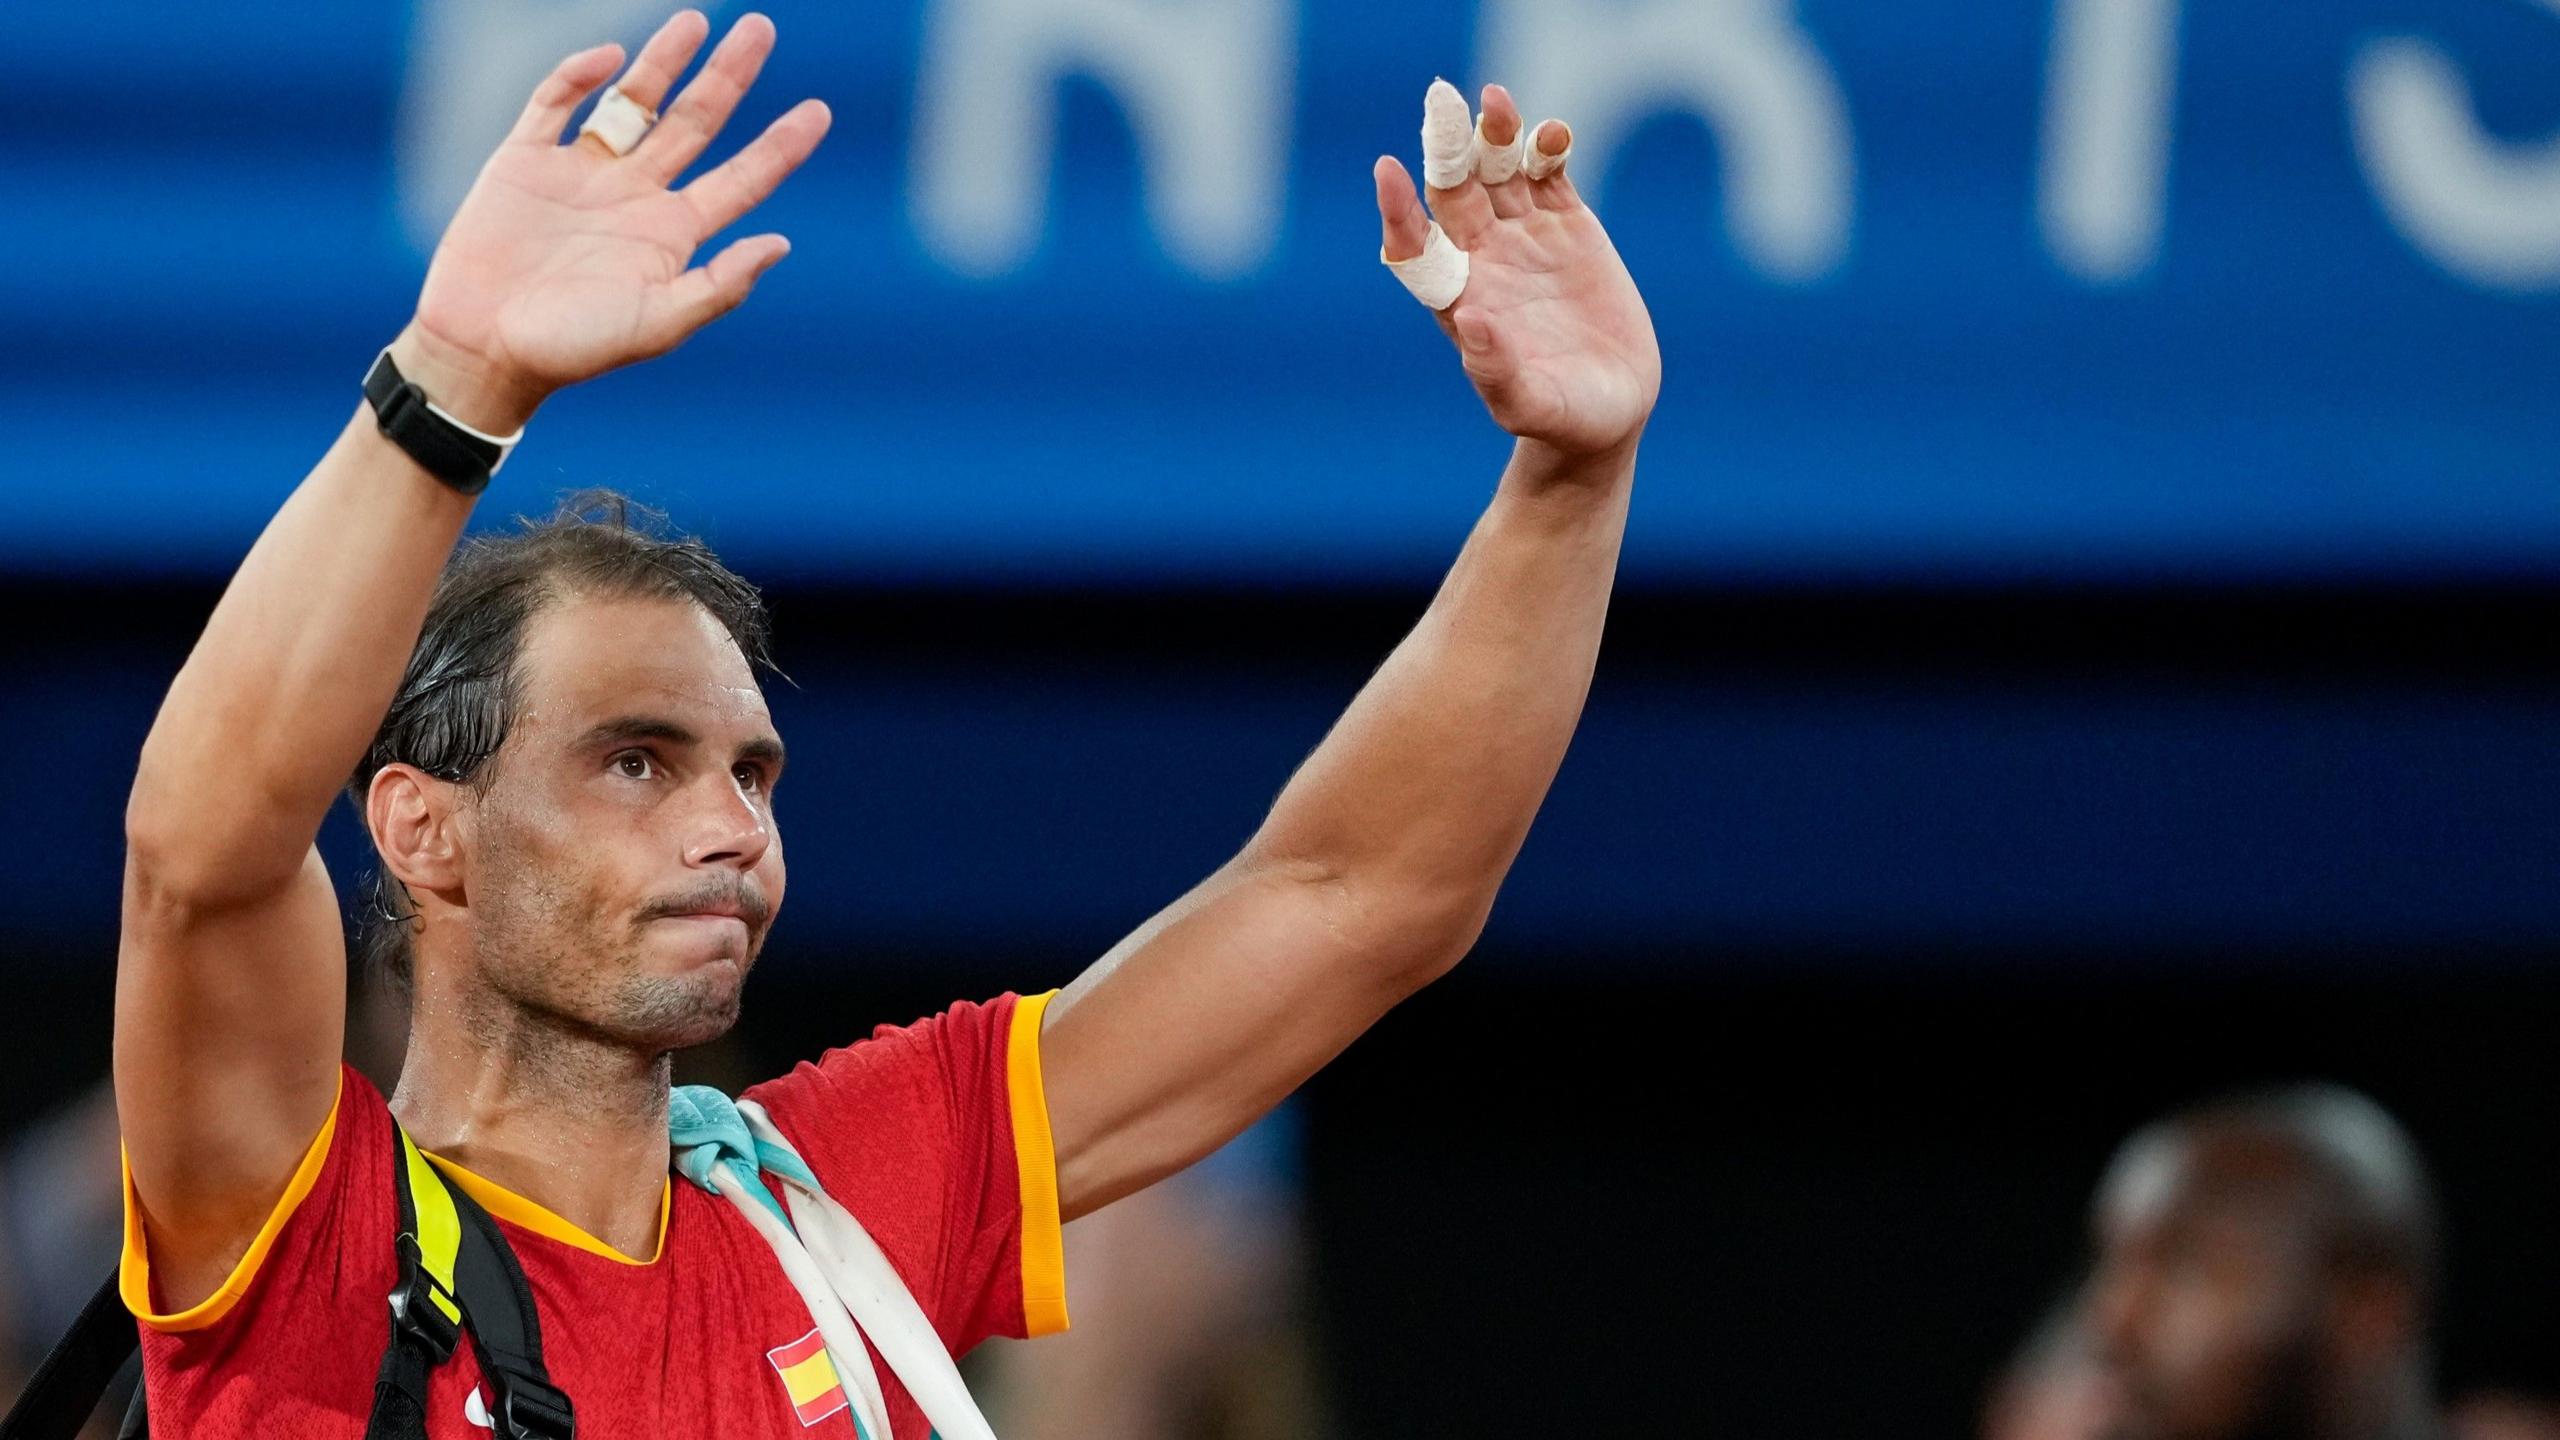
[{"left": 652, "top": 911, "right": 755, "bottom": 953}]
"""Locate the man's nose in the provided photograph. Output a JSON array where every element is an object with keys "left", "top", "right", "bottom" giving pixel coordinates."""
[{"left": 684, "top": 774, "right": 772, "bottom": 871}]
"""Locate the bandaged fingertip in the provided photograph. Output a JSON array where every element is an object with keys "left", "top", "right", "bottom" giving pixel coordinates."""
[
  {"left": 1421, "top": 79, "right": 1476, "bottom": 190},
  {"left": 1382, "top": 221, "right": 1470, "bottom": 310},
  {"left": 1473, "top": 113, "right": 1527, "bottom": 184},
  {"left": 578, "top": 84, "right": 657, "bottom": 157},
  {"left": 1523, "top": 122, "right": 1572, "bottom": 181}
]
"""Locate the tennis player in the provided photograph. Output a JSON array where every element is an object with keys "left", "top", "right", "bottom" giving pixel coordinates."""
[{"left": 112, "top": 10, "right": 1658, "bottom": 1434}]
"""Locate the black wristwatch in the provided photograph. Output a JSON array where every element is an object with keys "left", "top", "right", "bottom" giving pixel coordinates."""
[{"left": 362, "top": 348, "right": 523, "bottom": 496}]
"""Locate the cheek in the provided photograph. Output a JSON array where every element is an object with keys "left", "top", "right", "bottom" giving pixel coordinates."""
[
  {"left": 2155, "top": 1275, "right": 2293, "bottom": 1392},
  {"left": 476, "top": 799, "right": 622, "bottom": 931}
]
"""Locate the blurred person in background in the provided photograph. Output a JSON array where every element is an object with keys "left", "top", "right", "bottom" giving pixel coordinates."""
[
  {"left": 2070, "top": 1084, "right": 2445, "bottom": 1440},
  {"left": 0, "top": 1086, "right": 127, "bottom": 1437}
]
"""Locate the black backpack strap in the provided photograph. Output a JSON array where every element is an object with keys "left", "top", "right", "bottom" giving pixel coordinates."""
[
  {"left": 366, "top": 1125, "right": 465, "bottom": 1440},
  {"left": 366, "top": 1124, "right": 574, "bottom": 1440},
  {"left": 449, "top": 1190, "right": 573, "bottom": 1439},
  {"left": 0, "top": 1268, "right": 138, "bottom": 1440},
  {"left": 114, "top": 1378, "right": 147, "bottom": 1440}
]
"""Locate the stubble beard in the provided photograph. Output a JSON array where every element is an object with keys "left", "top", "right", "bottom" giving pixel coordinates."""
[{"left": 471, "top": 841, "right": 758, "bottom": 1060}]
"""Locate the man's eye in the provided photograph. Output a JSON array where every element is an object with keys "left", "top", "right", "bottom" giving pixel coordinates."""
[
  {"left": 734, "top": 764, "right": 765, "bottom": 793},
  {"left": 614, "top": 752, "right": 657, "bottom": 780}
]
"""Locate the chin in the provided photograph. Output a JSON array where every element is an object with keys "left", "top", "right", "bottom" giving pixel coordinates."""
[{"left": 604, "top": 959, "right": 751, "bottom": 1052}]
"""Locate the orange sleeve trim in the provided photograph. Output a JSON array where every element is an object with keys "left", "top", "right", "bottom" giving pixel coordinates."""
[
  {"left": 420, "top": 1151, "right": 669, "bottom": 1266},
  {"left": 120, "top": 1070, "right": 344, "bottom": 1334},
  {"left": 1008, "top": 989, "right": 1070, "bottom": 1337}
]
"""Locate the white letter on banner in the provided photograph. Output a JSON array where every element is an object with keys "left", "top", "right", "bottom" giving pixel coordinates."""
[
  {"left": 2350, "top": 2, "right": 2560, "bottom": 292},
  {"left": 2040, "top": 0, "right": 2183, "bottom": 282},
  {"left": 909, "top": 0, "right": 1294, "bottom": 280},
  {"left": 1478, "top": 0, "right": 1854, "bottom": 281},
  {"left": 398, "top": 0, "right": 690, "bottom": 251}
]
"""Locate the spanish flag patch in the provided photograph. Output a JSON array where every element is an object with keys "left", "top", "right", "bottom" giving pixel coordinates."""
[{"left": 765, "top": 1327, "right": 850, "bottom": 1428}]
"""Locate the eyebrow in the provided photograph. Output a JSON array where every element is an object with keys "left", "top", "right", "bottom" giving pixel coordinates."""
[{"left": 576, "top": 714, "right": 787, "bottom": 773}]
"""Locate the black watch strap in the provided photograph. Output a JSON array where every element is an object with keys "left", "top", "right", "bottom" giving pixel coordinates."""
[{"left": 362, "top": 349, "right": 516, "bottom": 496}]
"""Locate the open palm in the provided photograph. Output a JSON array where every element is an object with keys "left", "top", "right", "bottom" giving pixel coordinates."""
[
  {"left": 1377, "top": 84, "right": 1661, "bottom": 459},
  {"left": 412, "top": 11, "right": 830, "bottom": 406}
]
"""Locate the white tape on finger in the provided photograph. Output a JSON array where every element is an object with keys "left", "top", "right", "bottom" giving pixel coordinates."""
[
  {"left": 1382, "top": 221, "right": 1470, "bottom": 310},
  {"left": 1523, "top": 122, "right": 1572, "bottom": 182},
  {"left": 1421, "top": 79, "right": 1476, "bottom": 190},
  {"left": 578, "top": 84, "right": 657, "bottom": 157},
  {"left": 1473, "top": 114, "right": 1527, "bottom": 184}
]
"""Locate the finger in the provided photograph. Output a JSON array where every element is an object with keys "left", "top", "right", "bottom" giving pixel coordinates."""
[
  {"left": 1419, "top": 79, "right": 1496, "bottom": 244},
  {"left": 505, "top": 42, "right": 628, "bottom": 147},
  {"left": 1475, "top": 84, "right": 1531, "bottom": 219},
  {"left": 575, "top": 10, "right": 712, "bottom": 157},
  {"left": 642, "top": 233, "right": 793, "bottom": 353},
  {"left": 634, "top": 12, "right": 777, "bottom": 181},
  {"left": 1375, "top": 156, "right": 1432, "bottom": 262},
  {"left": 681, "top": 98, "right": 833, "bottom": 237},
  {"left": 612, "top": 9, "right": 712, "bottom": 111},
  {"left": 1526, "top": 119, "right": 1583, "bottom": 212}
]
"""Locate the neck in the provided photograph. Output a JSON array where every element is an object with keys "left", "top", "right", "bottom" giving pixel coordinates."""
[{"left": 388, "top": 967, "right": 673, "bottom": 1259}]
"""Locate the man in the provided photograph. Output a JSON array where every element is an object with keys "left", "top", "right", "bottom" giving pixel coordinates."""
[
  {"left": 2076, "top": 1086, "right": 2446, "bottom": 1440},
  {"left": 112, "top": 9, "right": 1658, "bottom": 1436}
]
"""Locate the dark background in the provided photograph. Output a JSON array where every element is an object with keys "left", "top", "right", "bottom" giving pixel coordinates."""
[{"left": 8, "top": 576, "right": 2553, "bottom": 1437}]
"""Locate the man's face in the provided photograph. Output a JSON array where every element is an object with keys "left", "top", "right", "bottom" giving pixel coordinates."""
[
  {"left": 2084, "top": 1132, "right": 2331, "bottom": 1440},
  {"left": 455, "top": 592, "right": 787, "bottom": 1051}
]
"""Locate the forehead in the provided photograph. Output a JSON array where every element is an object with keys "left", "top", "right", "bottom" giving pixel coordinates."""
[
  {"left": 510, "top": 592, "right": 771, "bottom": 737},
  {"left": 2097, "top": 1129, "right": 2322, "bottom": 1252}
]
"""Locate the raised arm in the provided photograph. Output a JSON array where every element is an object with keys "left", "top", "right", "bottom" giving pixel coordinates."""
[
  {"left": 1040, "top": 82, "right": 1660, "bottom": 1218},
  {"left": 114, "top": 11, "right": 826, "bottom": 1311}
]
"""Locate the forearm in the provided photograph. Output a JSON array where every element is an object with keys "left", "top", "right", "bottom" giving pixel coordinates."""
[
  {"left": 1242, "top": 436, "right": 1637, "bottom": 966},
  {"left": 125, "top": 331, "right": 518, "bottom": 902}
]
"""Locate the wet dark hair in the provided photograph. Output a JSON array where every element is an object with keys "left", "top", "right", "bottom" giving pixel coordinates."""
[{"left": 347, "top": 490, "right": 776, "bottom": 990}]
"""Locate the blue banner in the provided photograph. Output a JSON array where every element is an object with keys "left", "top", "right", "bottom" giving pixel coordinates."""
[{"left": 6, "top": 0, "right": 2558, "bottom": 583}]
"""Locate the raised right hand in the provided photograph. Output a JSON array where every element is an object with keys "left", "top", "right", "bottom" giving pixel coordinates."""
[{"left": 399, "top": 11, "right": 831, "bottom": 432}]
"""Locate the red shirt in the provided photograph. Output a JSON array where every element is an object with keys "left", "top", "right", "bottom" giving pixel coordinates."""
[{"left": 120, "top": 992, "right": 1069, "bottom": 1437}]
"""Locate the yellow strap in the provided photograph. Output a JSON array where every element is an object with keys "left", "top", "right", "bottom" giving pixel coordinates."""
[{"left": 398, "top": 1128, "right": 465, "bottom": 1326}]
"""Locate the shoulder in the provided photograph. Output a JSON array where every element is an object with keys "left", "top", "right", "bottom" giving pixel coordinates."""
[
  {"left": 744, "top": 993, "right": 1041, "bottom": 1139},
  {"left": 124, "top": 1064, "right": 398, "bottom": 1333},
  {"left": 739, "top": 994, "right": 1065, "bottom": 1345},
  {"left": 128, "top": 1065, "right": 402, "bottom": 1427}
]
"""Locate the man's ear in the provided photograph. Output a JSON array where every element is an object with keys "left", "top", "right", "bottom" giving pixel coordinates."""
[{"left": 365, "top": 763, "right": 469, "bottom": 901}]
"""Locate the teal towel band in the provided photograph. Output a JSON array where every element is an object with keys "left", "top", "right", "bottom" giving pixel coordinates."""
[{"left": 668, "top": 1085, "right": 819, "bottom": 1232}]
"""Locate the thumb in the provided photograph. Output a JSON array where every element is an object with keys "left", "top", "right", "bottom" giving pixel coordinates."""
[
  {"left": 640, "top": 234, "right": 792, "bottom": 355},
  {"left": 1451, "top": 304, "right": 1527, "bottom": 405},
  {"left": 1452, "top": 305, "right": 1505, "bottom": 366}
]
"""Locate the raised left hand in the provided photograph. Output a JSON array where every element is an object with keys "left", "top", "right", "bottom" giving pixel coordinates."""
[{"left": 1377, "top": 82, "right": 1662, "bottom": 462}]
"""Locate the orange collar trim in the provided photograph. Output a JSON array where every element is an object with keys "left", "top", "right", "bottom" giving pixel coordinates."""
[{"left": 418, "top": 1149, "right": 671, "bottom": 1266}]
